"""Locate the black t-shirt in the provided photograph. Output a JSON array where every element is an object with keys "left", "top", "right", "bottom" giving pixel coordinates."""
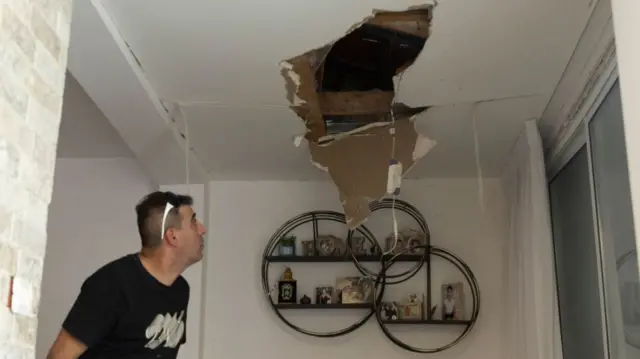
[{"left": 63, "top": 253, "right": 190, "bottom": 359}]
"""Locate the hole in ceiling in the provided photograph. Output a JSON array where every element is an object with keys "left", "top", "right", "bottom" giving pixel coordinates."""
[
  {"left": 316, "top": 23, "right": 427, "bottom": 93},
  {"left": 281, "top": 6, "right": 433, "bottom": 141},
  {"left": 317, "top": 23, "right": 428, "bottom": 135}
]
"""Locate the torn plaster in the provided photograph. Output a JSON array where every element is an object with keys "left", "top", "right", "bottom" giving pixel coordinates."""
[
  {"left": 413, "top": 135, "right": 437, "bottom": 161},
  {"left": 280, "top": 63, "right": 304, "bottom": 106},
  {"left": 281, "top": 4, "right": 436, "bottom": 228},
  {"left": 309, "top": 117, "right": 434, "bottom": 227},
  {"left": 310, "top": 159, "right": 329, "bottom": 172},
  {"left": 293, "top": 134, "right": 304, "bottom": 147}
]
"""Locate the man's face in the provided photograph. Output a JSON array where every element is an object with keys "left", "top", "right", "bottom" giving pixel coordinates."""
[
  {"left": 174, "top": 205, "right": 207, "bottom": 265},
  {"left": 446, "top": 288, "right": 453, "bottom": 299}
]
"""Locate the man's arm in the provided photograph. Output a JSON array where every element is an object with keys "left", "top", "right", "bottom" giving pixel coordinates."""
[
  {"left": 46, "top": 329, "right": 87, "bottom": 359},
  {"left": 46, "top": 270, "right": 121, "bottom": 359}
]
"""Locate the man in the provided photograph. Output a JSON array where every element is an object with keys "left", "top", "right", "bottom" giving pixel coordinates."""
[{"left": 47, "top": 191, "right": 207, "bottom": 359}]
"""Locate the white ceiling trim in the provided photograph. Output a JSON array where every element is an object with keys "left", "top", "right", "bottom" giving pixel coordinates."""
[
  {"left": 538, "top": 0, "right": 616, "bottom": 154},
  {"left": 67, "top": 0, "right": 209, "bottom": 184}
]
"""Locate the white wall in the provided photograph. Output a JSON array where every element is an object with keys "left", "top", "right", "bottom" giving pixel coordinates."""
[
  {"left": 205, "top": 179, "right": 508, "bottom": 359},
  {"left": 56, "top": 73, "right": 135, "bottom": 159},
  {"left": 36, "top": 158, "right": 155, "bottom": 357}
]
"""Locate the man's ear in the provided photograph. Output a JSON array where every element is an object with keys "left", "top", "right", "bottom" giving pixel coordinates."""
[{"left": 164, "top": 228, "right": 179, "bottom": 247}]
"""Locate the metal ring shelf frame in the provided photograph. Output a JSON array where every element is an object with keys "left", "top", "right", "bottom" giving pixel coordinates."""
[
  {"left": 261, "top": 200, "right": 481, "bottom": 353},
  {"left": 347, "top": 199, "right": 431, "bottom": 285},
  {"left": 373, "top": 244, "right": 481, "bottom": 354},
  {"left": 616, "top": 249, "right": 640, "bottom": 350},
  {"left": 261, "top": 210, "right": 385, "bottom": 337}
]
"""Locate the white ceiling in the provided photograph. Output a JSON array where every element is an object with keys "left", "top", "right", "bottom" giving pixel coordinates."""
[{"left": 67, "top": 0, "right": 596, "bottom": 182}]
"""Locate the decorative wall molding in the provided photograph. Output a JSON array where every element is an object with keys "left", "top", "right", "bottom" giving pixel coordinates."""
[{"left": 539, "top": 0, "right": 616, "bottom": 159}]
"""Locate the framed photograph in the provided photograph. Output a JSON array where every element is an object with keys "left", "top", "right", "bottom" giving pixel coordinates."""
[
  {"left": 349, "top": 236, "right": 367, "bottom": 255},
  {"left": 385, "top": 235, "right": 405, "bottom": 255},
  {"left": 406, "top": 236, "right": 426, "bottom": 254},
  {"left": 360, "top": 277, "right": 375, "bottom": 302},
  {"left": 336, "top": 277, "right": 374, "bottom": 304},
  {"left": 385, "top": 228, "right": 428, "bottom": 255},
  {"left": 315, "top": 286, "right": 334, "bottom": 304},
  {"left": 441, "top": 282, "right": 465, "bottom": 320},
  {"left": 301, "top": 240, "right": 315, "bottom": 256},
  {"left": 379, "top": 301, "right": 400, "bottom": 321},
  {"left": 316, "top": 235, "right": 347, "bottom": 256},
  {"left": 398, "top": 293, "right": 423, "bottom": 320},
  {"left": 399, "top": 303, "right": 422, "bottom": 320}
]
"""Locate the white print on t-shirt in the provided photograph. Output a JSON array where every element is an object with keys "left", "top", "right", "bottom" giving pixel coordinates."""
[{"left": 144, "top": 310, "right": 185, "bottom": 349}]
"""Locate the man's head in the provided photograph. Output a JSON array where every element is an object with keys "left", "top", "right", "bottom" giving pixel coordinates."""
[{"left": 135, "top": 191, "right": 207, "bottom": 266}]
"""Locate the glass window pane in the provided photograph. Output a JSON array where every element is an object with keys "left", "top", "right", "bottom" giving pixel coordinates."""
[
  {"left": 549, "top": 146, "right": 607, "bottom": 359},
  {"left": 589, "top": 80, "right": 640, "bottom": 358}
]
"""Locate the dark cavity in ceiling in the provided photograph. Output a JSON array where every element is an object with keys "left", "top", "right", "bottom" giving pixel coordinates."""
[{"left": 319, "top": 24, "right": 428, "bottom": 135}]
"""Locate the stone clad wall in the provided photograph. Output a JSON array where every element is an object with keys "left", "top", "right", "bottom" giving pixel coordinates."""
[{"left": 0, "top": 1, "right": 72, "bottom": 358}]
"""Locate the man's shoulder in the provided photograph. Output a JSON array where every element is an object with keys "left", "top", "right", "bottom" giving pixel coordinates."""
[{"left": 85, "top": 253, "right": 138, "bottom": 286}]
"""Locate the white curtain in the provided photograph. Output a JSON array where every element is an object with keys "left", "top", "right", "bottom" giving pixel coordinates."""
[{"left": 501, "top": 120, "right": 563, "bottom": 359}]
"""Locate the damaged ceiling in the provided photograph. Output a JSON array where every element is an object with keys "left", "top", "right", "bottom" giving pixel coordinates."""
[
  {"left": 69, "top": 0, "right": 596, "bottom": 188},
  {"left": 280, "top": 6, "right": 437, "bottom": 226}
]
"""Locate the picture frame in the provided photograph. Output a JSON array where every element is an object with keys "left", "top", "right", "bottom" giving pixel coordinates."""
[
  {"left": 379, "top": 301, "right": 400, "bottom": 321},
  {"left": 398, "top": 293, "right": 424, "bottom": 320},
  {"left": 441, "top": 282, "right": 465, "bottom": 320},
  {"left": 301, "top": 240, "right": 315, "bottom": 256},
  {"left": 385, "top": 228, "right": 427, "bottom": 255},
  {"left": 315, "top": 286, "right": 334, "bottom": 304},
  {"left": 317, "top": 235, "right": 347, "bottom": 256},
  {"left": 399, "top": 303, "right": 423, "bottom": 320},
  {"left": 349, "top": 236, "right": 367, "bottom": 255},
  {"left": 385, "top": 235, "right": 405, "bottom": 255},
  {"left": 336, "top": 276, "right": 374, "bottom": 304}
]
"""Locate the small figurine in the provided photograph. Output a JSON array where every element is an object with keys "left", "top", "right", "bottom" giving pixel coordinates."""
[{"left": 300, "top": 295, "right": 311, "bottom": 305}]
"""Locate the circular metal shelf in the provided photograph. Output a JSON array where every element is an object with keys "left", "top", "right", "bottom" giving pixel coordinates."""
[
  {"left": 260, "top": 200, "right": 480, "bottom": 353},
  {"left": 261, "top": 211, "right": 383, "bottom": 337},
  {"left": 373, "top": 245, "right": 480, "bottom": 353}
]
